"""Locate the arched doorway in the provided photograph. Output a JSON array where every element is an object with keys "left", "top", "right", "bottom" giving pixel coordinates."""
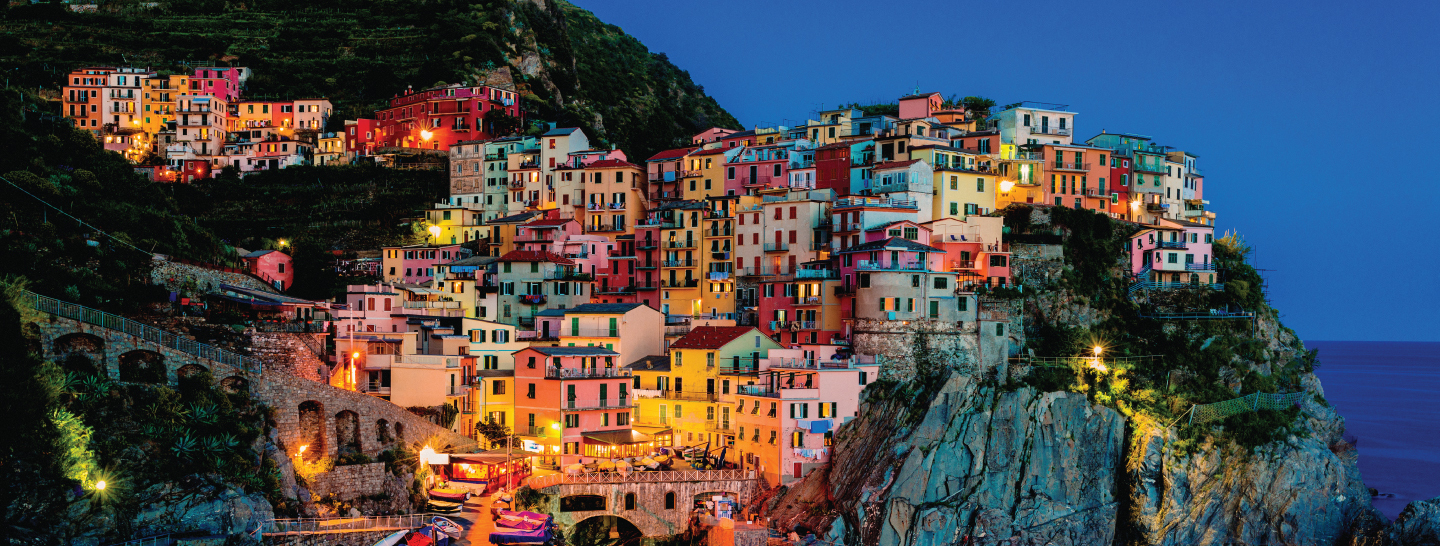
[
  {"left": 177, "top": 363, "right": 209, "bottom": 379},
  {"left": 297, "top": 401, "right": 326, "bottom": 461},
  {"left": 335, "top": 410, "right": 361, "bottom": 455},
  {"left": 53, "top": 333, "right": 105, "bottom": 375},
  {"left": 118, "top": 350, "right": 166, "bottom": 383},
  {"left": 376, "top": 419, "right": 393, "bottom": 445},
  {"left": 570, "top": 515, "right": 642, "bottom": 546},
  {"left": 220, "top": 376, "right": 249, "bottom": 393}
]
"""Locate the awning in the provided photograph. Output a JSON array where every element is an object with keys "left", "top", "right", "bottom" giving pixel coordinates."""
[
  {"left": 449, "top": 450, "right": 526, "bottom": 465},
  {"left": 630, "top": 424, "right": 673, "bottom": 436},
  {"left": 582, "top": 429, "right": 654, "bottom": 446}
]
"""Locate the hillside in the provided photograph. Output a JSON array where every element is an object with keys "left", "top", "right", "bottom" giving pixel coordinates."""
[{"left": 0, "top": 0, "right": 740, "bottom": 160}]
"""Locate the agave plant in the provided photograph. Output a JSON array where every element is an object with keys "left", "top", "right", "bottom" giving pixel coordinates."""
[
  {"left": 188, "top": 403, "right": 217, "bottom": 425},
  {"left": 172, "top": 433, "right": 198, "bottom": 460},
  {"left": 199, "top": 436, "right": 223, "bottom": 453},
  {"left": 220, "top": 433, "right": 240, "bottom": 448}
]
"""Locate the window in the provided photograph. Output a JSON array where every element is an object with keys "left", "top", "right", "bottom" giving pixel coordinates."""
[
  {"left": 976, "top": 178, "right": 985, "bottom": 192},
  {"left": 929, "top": 300, "right": 940, "bottom": 318},
  {"left": 664, "top": 492, "right": 676, "bottom": 509},
  {"left": 950, "top": 203, "right": 959, "bottom": 215},
  {"left": 624, "top": 492, "right": 636, "bottom": 510},
  {"left": 526, "top": 383, "right": 536, "bottom": 398},
  {"left": 934, "top": 277, "right": 948, "bottom": 289}
]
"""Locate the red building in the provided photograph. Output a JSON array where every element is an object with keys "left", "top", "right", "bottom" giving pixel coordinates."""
[
  {"left": 345, "top": 119, "right": 378, "bottom": 156},
  {"left": 815, "top": 139, "right": 870, "bottom": 197},
  {"left": 371, "top": 84, "right": 521, "bottom": 152}
]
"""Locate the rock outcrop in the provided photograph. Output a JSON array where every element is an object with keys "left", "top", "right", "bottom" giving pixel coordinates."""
[{"left": 1391, "top": 497, "right": 1440, "bottom": 545}]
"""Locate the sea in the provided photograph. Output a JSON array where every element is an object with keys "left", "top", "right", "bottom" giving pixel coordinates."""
[{"left": 1309, "top": 340, "right": 1440, "bottom": 520}]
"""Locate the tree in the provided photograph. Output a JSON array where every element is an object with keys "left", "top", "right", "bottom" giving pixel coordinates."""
[
  {"left": 474, "top": 416, "right": 517, "bottom": 449},
  {"left": 961, "top": 96, "right": 997, "bottom": 120},
  {"left": 484, "top": 108, "right": 523, "bottom": 137}
]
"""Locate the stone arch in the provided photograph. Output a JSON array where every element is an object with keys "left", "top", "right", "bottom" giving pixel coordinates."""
[
  {"left": 376, "top": 419, "right": 392, "bottom": 445},
  {"left": 220, "top": 376, "right": 249, "bottom": 393},
  {"left": 335, "top": 410, "right": 361, "bottom": 455},
  {"left": 297, "top": 400, "right": 326, "bottom": 462},
  {"left": 177, "top": 363, "right": 209, "bottom": 379},
  {"left": 394, "top": 422, "right": 405, "bottom": 442},
  {"left": 53, "top": 332, "right": 105, "bottom": 375},
  {"left": 571, "top": 515, "right": 642, "bottom": 546},
  {"left": 118, "top": 350, "right": 166, "bottom": 383},
  {"left": 560, "top": 494, "right": 608, "bottom": 512}
]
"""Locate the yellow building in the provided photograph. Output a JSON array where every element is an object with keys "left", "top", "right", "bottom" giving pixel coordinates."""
[
  {"left": 140, "top": 74, "right": 187, "bottom": 136},
  {"left": 658, "top": 203, "right": 705, "bottom": 318},
  {"left": 656, "top": 326, "right": 783, "bottom": 449},
  {"left": 424, "top": 205, "right": 487, "bottom": 245},
  {"left": 932, "top": 167, "right": 1000, "bottom": 219},
  {"left": 699, "top": 198, "right": 738, "bottom": 320}
]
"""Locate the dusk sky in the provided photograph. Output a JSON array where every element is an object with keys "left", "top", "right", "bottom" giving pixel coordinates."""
[{"left": 582, "top": 0, "right": 1440, "bottom": 342}]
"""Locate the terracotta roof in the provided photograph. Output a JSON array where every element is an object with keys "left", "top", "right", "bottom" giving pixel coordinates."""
[
  {"left": 647, "top": 147, "right": 699, "bottom": 161},
  {"left": 817, "top": 139, "right": 868, "bottom": 151},
  {"left": 691, "top": 147, "right": 731, "bottom": 156},
  {"left": 899, "top": 92, "right": 942, "bottom": 100},
  {"left": 624, "top": 355, "right": 671, "bottom": 371},
  {"left": 872, "top": 160, "right": 922, "bottom": 170},
  {"left": 526, "top": 219, "right": 575, "bottom": 227},
  {"left": 837, "top": 237, "right": 945, "bottom": 254},
  {"left": 669, "top": 326, "right": 758, "bottom": 350},
  {"left": 496, "top": 250, "right": 575, "bottom": 265},
  {"left": 585, "top": 159, "right": 641, "bottom": 169}
]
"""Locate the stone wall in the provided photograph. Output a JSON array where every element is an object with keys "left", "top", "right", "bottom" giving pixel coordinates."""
[
  {"left": 308, "top": 463, "right": 388, "bottom": 501},
  {"left": 529, "top": 475, "right": 759, "bottom": 538},
  {"left": 851, "top": 319, "right": 981, "bottom": 380},
  {"left": 262, "top": 529, "right": 398, "bottom": 546},
  {"left": 253, "top": 365, "right": 477, "bottom": 460},
  {"left": 151, "top": 257, "right": 277, "bottom": 295},
  {"left": 252, "top": 332, "right": 329, "bottom": 382}
]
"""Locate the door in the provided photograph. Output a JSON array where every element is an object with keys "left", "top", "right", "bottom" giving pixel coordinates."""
[{"left": 794, "top": 463, "right": 802, "bottom": 479}]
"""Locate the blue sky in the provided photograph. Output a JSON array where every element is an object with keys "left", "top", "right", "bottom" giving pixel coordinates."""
[{"left": 579, "top": 0, "right": 1440, "bottom": 342}]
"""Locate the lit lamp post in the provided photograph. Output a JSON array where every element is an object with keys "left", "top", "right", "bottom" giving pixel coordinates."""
[{"left": 428, "top": 225, "right": 441, "bottom": 245}]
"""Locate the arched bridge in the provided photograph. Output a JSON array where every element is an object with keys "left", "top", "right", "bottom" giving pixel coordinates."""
[
  {"left": 25, "top": 291, "right": 475, "bottom": 459},
  {"left": 522, "top": 469, "right": 759, "bottom": 538}
]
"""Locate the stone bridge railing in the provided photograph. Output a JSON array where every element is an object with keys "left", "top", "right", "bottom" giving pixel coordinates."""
[
  {"left": 526, "top": 469, "right": 756, "bottom": 490},
  {"left": 25, "top": 291, "right": 263, "bottom": 376}
]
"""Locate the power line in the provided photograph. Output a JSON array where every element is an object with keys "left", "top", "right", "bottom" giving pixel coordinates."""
[{"left": 1, "top": 174, "right": 157, "bottom": 258}]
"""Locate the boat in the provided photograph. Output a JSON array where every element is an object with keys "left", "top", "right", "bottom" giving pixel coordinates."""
[
  {"left": 428, "top": 487, "right": 470, "bottom": 503},
  {"left": 373, "top": 530, "right": 409, "bottom": 546},
  {"left": 426, "top": 499, "right": 463, "bottom": 513}
]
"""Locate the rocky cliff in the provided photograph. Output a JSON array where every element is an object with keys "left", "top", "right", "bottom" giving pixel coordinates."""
[{"left": 758, "top": 207, "right": 1406, "bottom": 545}]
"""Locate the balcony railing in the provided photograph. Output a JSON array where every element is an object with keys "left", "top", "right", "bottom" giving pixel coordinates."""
[
  {"left": 1185, "top": 263, "right": 1217, "bottom": 271},
  {"left": 763, "top": 242, "right": 789, "bottom": 252},
  {"left": 660, "top": 279, "right": 700, "bottom": 288},
  {"left": 1051, "top": 162, "right": 1090, "bottom": 172},
  {"left": 948, "top": 260, "right": 978, "bottom": 270},
  {"left": 662, "top": 259, "right": 697, "bottom": 268},
  {"left": 856, "top": 260, "right": 929, "bottom": 272},
  {"left": 564, "top": 398, "right": 635, "bottom": 411},
  {"left": 665, "top": 241, "right": 697, "bottom": 249},
  {"left": 769, "top": 320, "right": 818, "bottom": 330},
  {"left": 637, "top": 240, "right": 659, "bottom": 250},
  {"left": 706, "top": 228, "right": 734, "bottom": 237},
  {"left": 635, "top": 389, "right": 715, "bottom": 402},
  {"left": 519, "top": 426, "right": 553, "bottom": 438},
  {"left": 545, "top": 367, "right": 632, "bottom": 379},
  {"left": 795, "top": 269, "right": 836, "bottom": 280},
  {"left": 1157, "top": 241, "right": 1188, "bottom": 249},
  {"left": 793, "top": 295, "right": 822, "bottom": 306},
  {"left": 1029, "top": 125, "right": 1072, "bottom": 136}
]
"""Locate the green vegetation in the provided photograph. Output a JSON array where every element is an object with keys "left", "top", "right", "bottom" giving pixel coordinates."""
[
  {"left": 0, "top": 278, "right": 278, "bottom": 543},
  {"left": 0, "top": 0, "right": 740, "bottom": 161},
  {"left": 0, "top": 89, "right": 228, "bottom": 311},
  {"left": 998, "top": 204, "right": 1311, "bottom": 452}
]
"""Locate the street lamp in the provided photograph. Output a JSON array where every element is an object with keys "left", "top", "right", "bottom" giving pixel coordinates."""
[{"left": 428, "top": 225, "right": 441, "bottom": 244}]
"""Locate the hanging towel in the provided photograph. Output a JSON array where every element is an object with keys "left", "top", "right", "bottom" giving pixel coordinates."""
[{"left": 809, "top": 419, "right": 832, "bottom": 434}]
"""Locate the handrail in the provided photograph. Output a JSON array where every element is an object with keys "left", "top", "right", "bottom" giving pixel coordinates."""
[
  {"left": 25, "top": 291, "right": 263, "bottom": 376},
  {"left": 259, "top": 513, "right": 448, "bottom": 534},
  {"left": 526, "top": 469, "right": 756, "bottom": 490}
]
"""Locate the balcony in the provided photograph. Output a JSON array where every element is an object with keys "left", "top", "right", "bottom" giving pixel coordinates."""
[
  {"left": 795, "top": 269, "right": 836, "bottom": 280},
  {"left": 739, "top": 267, "right": 793, "bottom": 277},
  {"left": 637, "top": 262, "right": 658, "bottom": 270},
  {"left": 704, "top": 420, "right": 735, "bottom": 434},
  {"left": 763, "top": 242, "right": 790, "bottom": 252},
  {"left": 707, "top": 271, "right": 731, "bottom": 281},
  {"left": 769, "top": 320, "right": 818, "bottom": 331},
  {"left": 1051, "top": 162, "right": 1090, "bottom": 172},
  {"left": 833, "top": 197, "right": 919, "bottom": 210},
  {"left": 711, "top": 251, "right": 731, "bottom": 261},
  {"left": 635, "top": 283, "right": 660, "bottom": 291},
  {"left": 793, "top": 295, "right": 823, "bottom": 306},
  {"left": 660, "top": 279, "right": 700, "bottom": 288},
  {"left": 1029, "top": 125, "right": 1072, "bottom": 136},
  {"left": 705, "top": 209, "right": 734, "bottom": 219},
  {"left": 446, "top": 385, "right": 471, "bottom": 396},
  {"left": 508, "top": 180, "right": 527, "bottom": 189},
  {"left": 665, "top": 241, "right": 697, "bottom": 250},
  {"left": 1185, "top": 263, "right": 1217, "bottom": 271},
  {"left": 545, "top": 367, "right": 632, "bottom": 380},
  {"left": 1157, "top": 241, "right": 1188, "bottom": 250},
  {"left": 563, "top": 398, "right": 635, "bottom": 411},
  {"left": 1133, "top": 161, "right": 1167, "bottom": 174},
  {"left": 870, "top": 182, "right": 931, "bottom": 195},
  {"left": 585, "top": 225, "right": 625, "bottom": 233},
  {"left": 856, "top": 260, "right": 929, "bottom": 272},
  {"left": 662, "top": 259, "right": 697, "bottom": 268},
  {"left": 519, "top": 426, "right": 553, "bottom": 438},
  {"left": 948, "top": 260, "right": 978, "bottom": 271},
  {"left": 519, "top": 294, "right": 547, "bottom": 305},
  {"left": 597, "top": 285, "right": 637, "bottom": 295},
  {"left": 739, "top": 175, "right": 776, "bottom": 188},
  {"left": 637, "top": 240, "right": 659, "bottom": 250},
  {"left": 635, "top": 389, "right": 715, "bottom": 402},
  {"left": 706, "top": 227, "right": 734, "bottom": 237}
]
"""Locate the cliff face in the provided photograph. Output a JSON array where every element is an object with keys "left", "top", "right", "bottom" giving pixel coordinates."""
[{"left": 765, "top": 349, "right": 1381, "bottom": 546}]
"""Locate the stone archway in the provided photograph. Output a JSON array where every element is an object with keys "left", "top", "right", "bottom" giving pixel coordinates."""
[
  {"left": 376, "top": 419, "right": 393, "bottom": 445},
  {"left": 569, "top": 515, "right": 642, "bottom": 546},
  {"left": 297, "top": 401, "right": 326, "bottom": 461},
  {"left": 220, "top": 376, "right": 249, "bottom": 393},
  {"left": 177, "top": 363, "right": 209, "bottom": 379},
  {"left": 53, "top": 332, "right": 105, "bottom": 375},
  {"left": 118, "top": 350, "right": 166, "bottom": 383},
  {"left": 335, "top": 410, "right": 361, "bottom": 456}
]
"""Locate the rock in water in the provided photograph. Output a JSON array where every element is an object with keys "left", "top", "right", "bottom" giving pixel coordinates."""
[
  {"left": 1391, "top": 497, "right": 1440, "bottom": 545},
  {"left": 133, "top": 483, "right": 275, "bottom": 538}
]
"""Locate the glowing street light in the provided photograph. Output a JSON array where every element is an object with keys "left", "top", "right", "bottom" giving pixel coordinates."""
[
  {"left": 420, "top": 130, "right": 434, "bottom": 141},
  {"left": 1093, "top": 346, "right": 1103, "bottom": 357},
  {"left": 999, "top": 180, "right": 1015, "bottom": 193},
  {"left": 428, "top": 225, "right": 441, "bottom": 244},
  {"left": 95, "top": 480, "right": 107, "bottom": 491}
]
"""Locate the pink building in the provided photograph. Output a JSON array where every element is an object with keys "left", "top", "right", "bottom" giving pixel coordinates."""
[
  {"left": 897, "top": 92, "right": 942, "bottom": 120},
  {"left": 190, "top": 67, "right": 244, "bottom": 103},
  {"left": 1129, "top": 219, "right": 1217, "bottom": 286},
  {"left": 381, "top": 244, "right": 467, "bottom": 284},
  {"left": 242, "top": 249, "right": 294, "bottom": 290},
  {"left": 513, "top": 346, "right": 640, "bottom": 467},
  {"left": 692, "top": 127, "right": 739, "bottom": 145}
]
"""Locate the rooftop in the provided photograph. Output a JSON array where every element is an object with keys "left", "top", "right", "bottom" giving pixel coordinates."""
[
  {"left": 496, "top": 250, "right": 575, "bottom": 265},
  {"left": 564, "top": 303, "right": 649, "bottom": 315},
  {"left": 669, "top": 326, "right": 758, "bottom": 350},
  {"left": 521, "top": 346, "right": 620, "bottom": 356},
  {"left": 624, "top": 355, "right": 671, "bottom": 372},
  {"left": 838, "top": 237, "right": 945, "bottom": 254}
]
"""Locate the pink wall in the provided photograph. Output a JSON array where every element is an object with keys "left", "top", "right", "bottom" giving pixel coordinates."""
[{"left": 246, "top": 251, "right": 294, "bottom": 290}]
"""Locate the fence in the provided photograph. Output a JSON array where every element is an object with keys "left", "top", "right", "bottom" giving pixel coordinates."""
[
  {"left": 259, "top": 513, "right": 444, "bottom": 534},
  {"left": 1186, "top": 391, "right": 1310, "bottom": 425},
  {"left": 101, "top": 535, "right": 171, "bottom": 546},
  {"left": 25, "top": 291, "right": 263, "bottom": 376},
  {"left": 526, "top": 469, "right": 755, "bottom": 490}
]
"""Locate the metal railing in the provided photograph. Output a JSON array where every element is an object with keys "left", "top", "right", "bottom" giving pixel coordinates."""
[
  {"left": 259, "top": 513, "right": 446, "bottom": 535},
  {"left": 665, "top": 241, "right": 698, "bottom": 249},
  {"left": 1157, "top": 241, "right": 1188, "bottom": 249},
  {"left": 563, "top": 398, "right": 635, "bottom": 411},
  {"left": 527, "top": 469, "right": 756, "bottom": 490},
  {"left": 1051, "top": 162, "right": 1090, "bottom": 171},
  {"left": 856, "top": 260, "right": 929, "bottom": 272},
  {"left": 1028, "top": 125, "right": 1071, "bottom": 136},
  {"left": 25, "top": 291, "right": 263, "bottom": 376},
  {"left": 546, "top": 367, "right": 632, "bottom": 379},
  {"left": 763, "top": 242, "right": 789, "bottom": 252},
  {"left": 1185, "top": 263, "right": 1217, "bottom": 271},
  {"left": 795, "top": 269, "right": 836, "bottom": 279}
]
